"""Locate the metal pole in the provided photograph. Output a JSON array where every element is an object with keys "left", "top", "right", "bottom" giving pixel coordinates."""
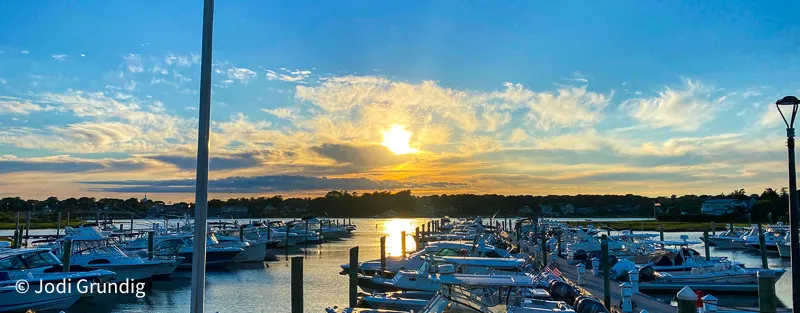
[
  {"left": 190, "top": 0, "right": 215, "bottom": 311},
  {"left": 291, "top": 256, "right": 303, "bottom": 313},
  {"left": 56, "top": 212, "right": 61, "bottom": 238},
  {"left": 349, "top": 246, "right": 359, "bottom": 307},
  {"left": 787, "top": 126, "right": 800, "bottom": 313},
  {"left": 601, "top": 234, "right": 610, "bottom": 310}
]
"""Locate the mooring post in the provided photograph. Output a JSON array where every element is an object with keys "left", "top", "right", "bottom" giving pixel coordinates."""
[
  {"left": 758, "top": 270, "right": 776, "bottom": 313},
  {"left": 628, "top": 223, "right": 633, "bottom": 234},
  {"left": 291, "top": 256, "right": 303, "bottom": 313},
  {"left": 760, "top": 231, "right": 769, "bottom": 269},
  {"left": 676, "top": 286, "right": 696, "bottom": 313},
  {"left": 620, "top": 282, "right": 632, "bottom": 313},
  {"left": 56, "top": 212, "right": 62, "bottom": 238},
  {"left": 147, "top": 231, "right": 154, "bottom": 260},
  {"left": 380, "top": 236, "right": 387, "bottom": 278},
  {"left": 557, "top": 231, "right": 562, "bottom": 258},
  {"left": 576, "top": 263, "right": 586, "bottom": 285},
  {"left": 24, "top": 211, "right": 31, "bottom": 247},
  {"left": 606, "top": 228, "right": 611, "bottom": 237},
  {"left": 415, "top": 227, "right": 420, "bottom": 250},
  {"left": 702, "top": 294, "right": 718, "bottom": 313},
  {"left": 703, "top": 231, "right": 710, "bottom": 261},
  {"left": 768, "top": 212, "right": 773, "bottom": 225},
  {"left": 591, "top": 257, "right": 600, "bottom": 277},
  {"left": 659, "top": 226, "right": 664, "bottom": 242},
  {"left": 711, "top": 221, "right": 716, "bottom": 236},
  {"left": 601, "top": 234, "right": 610, "bottom": 310},
  {"left": 401, "top": 231, "right": 407, "bottom": 257},
  {"left": 240, "top": 225, "right": 245, "bottom": 242},
  {"left": 349, "top": 246, "right": 359, "bottom": 308},
  {"left": 11, "top": 230, "right": 18, "bottom": 249},
  {"left": 540, "top": 231, "right": 548, "bottom": 265},
  {"left": 130, "top": 212, "right": 134, "bottom": 235},
  {"left": 629, "top": 269, "right": 639, "bottom": 294},
  {"left": 266, "top": 222, "right": 271, "bottom": 241},
  {"left": 286, "top": 222, "right": 290, "bottom": 255},
  {"left": 62, "top": 238, "right": 72, "bottom": 272}
]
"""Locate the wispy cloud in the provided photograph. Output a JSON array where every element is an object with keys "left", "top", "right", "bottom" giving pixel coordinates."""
[
  {"left": 621, "top": 79, "right": 720, "bottom": 132},
  {"left": 122, "top": 54, "right": 144, "bottom": 73},
  {"left": 227, "top": 67, "right": 257, "bottom": 82},
  {"left": 51, "top": 54, "right": 67, "bottom": 61}
]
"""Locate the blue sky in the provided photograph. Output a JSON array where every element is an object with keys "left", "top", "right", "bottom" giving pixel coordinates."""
[{"left": 1, "top": 1, "right": 799, "bottom": 200}]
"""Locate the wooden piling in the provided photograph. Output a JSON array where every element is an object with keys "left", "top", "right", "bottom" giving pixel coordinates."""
[
  {"left": 628, "top": 223, "right": 633, "bottom": 234},
  {"left": 676, "top": 286, "right": 696, "bottom": 313},
  {"left": 703, "top": 231, "right": 710, "bottom": 261},
  {"left": 557, "top": 231, "right": 562, "bottom": 258},
  {"left": 349, "top": 246, "right": 359, "bottom": 308},
  {"left": 758, "top": 270, "right": 777, "bottom": 313},
  {"left": 540, "top": 231, "right": 547, "bottom": 265},
  {"left": 415, "top": 227, "right": 420, "bottom": 250},
  {"left": 759, "top": 231, "right": 769, "bottom": 269},
  {"left": 24, "top": 211, "right": 31, "bottom": 247},
  {"left": 291, "top": 256, "right": 303, "bottom": 313},
  {"left": 659, "top": 226, "right": 664, "bottom": 242},
  {"left": 711, "top": 221, "right": 716, "bottom": 236},
  {"left": 147, "top": 231, "right": 154, "bottom": 260},
  {"left": 380, "top": 236, "right": 386, "bottom": 278},
  {"left": 240, "top": 225, "right": 246, "bottom": 242},
  {"left": 130, "top": 212, "right": 134, "bottom": 235},
  {"left": 62, "top": 238, "right": 72, "bottom": 272},
  {"left": 66, "top": 212, "right": 70, "bottom": 229},
  {"left": 401, "top": 231, "right": 407, "bottom": 257},
  {"left": 286, "top": 222, "right": 291, "bottom": 254},
  {"left": 601, "top": 234, "right": 610, "bottom": 310},
  {"left": 11, "top": 230, "right": 18, "bottom": 249}
]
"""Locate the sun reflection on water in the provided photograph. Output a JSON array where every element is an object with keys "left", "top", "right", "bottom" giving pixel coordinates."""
[{"left": 382, "top": 219, "right": 418, "bottom": 256}]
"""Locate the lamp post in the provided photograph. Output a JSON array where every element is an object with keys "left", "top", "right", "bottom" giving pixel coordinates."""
[{"left": 776, "top": 95, "right": 800, "bottom": 311}]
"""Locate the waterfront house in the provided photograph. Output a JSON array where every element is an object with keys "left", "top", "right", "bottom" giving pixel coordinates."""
[
  {"left": 701, "top": 199, "right": 748, "bottom": 215},
  {"left": 221, "top": 205, "right": 249, "bottom": 218}
]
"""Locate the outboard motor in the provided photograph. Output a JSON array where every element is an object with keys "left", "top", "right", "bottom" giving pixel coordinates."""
[
  {"left": 548, "top": 280, "right": 579, "bottom": 306},
  {"left": 638, "top": 265, "right": 656, "bottom": 282},
  {"left": 573, "top": 249, "right": 588, "bottom": 264},
  {"left": 574, "top": 296, "right": 610, "bottom": 313}
]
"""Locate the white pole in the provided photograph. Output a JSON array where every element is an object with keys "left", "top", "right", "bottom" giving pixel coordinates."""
[{"left": 190, "top": 0, "right": 215, "bottom": 312}]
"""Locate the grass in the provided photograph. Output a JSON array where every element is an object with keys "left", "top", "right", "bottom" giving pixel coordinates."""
[
  {"left": 0, "top": 221, "right": 86, "bottom": 230},
  {"left": 565, "top": 221, "right": 751, "bottom": 232}
]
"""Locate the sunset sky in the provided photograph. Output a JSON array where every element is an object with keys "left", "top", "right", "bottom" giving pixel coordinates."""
[{"left": 1, "top": 1, "right": 800, "bottom": 201}]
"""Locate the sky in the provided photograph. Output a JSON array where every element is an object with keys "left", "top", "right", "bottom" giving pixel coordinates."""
[{"left": 1, "top": 1, "right": 800, "bottom": 201}]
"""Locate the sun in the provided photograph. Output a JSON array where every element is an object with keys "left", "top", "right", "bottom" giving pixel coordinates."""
[{"left": 381, "top": 125, "right": 418, "bottom": 155}]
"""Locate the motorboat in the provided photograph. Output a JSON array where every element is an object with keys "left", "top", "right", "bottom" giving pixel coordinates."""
[
  {"left": 628, "top": 239, "right": 734, "bottom": 272},
  {"left": 699, "top": 226, "right": 748, "bottom": 249},
  {"left": 0, "top": 248, "right": 116, "bottom": 312},
  {"left": 51, "top": 226, "right": 176, "bottom": 280},
  {"left": 742, "top": 223, "right": 788, "bottom": 254},
  {"left": 214, "top": 234, "right": 268, "bottom": 263},
  {"left": 637, "top": 262, "right": 787, "bottom": 293},
  {"left": 340, "top": 235, "right": 511, "bottom": 277},
  {"left": 123, "top": 233, "right": 243, "bottom": 268},
  {"left": 303, "top": 216, "right": 351, "bottom": 240}
]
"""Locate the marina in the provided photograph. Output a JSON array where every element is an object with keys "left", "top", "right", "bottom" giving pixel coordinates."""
[{"left": 0, "top": 217, "right": 794, "bottom": 312}]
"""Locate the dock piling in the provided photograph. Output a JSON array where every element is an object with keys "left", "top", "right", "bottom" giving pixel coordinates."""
[
  {"left": 702, "top": 294, "right": 718, "bottom": 313},
  {"left": 56, "top": 212, "right": 62, "bottom": 238},
  {"left": 658, "top": 226, "right": 664, "bottom": 242},
  {"left": 239, "top": 225, "right": 245, "bottom": 242},
  {"left": 11, "top": 230, "right": 18, "bottom": 249},
  {"left": 676, "top": 286, "right": 696, "bottom": 313},
  {"left": 628, "top": 223, "right": 633, "bottom": 234},
  {"left": 711, "top": 221, "right": 716, "bottom": 236},
  {"left": 557, "top": 231, "right": 562, "bottom": 258},
  {"left": 380, "top": 236, "right": 386, "bottom": 278},
  {"left": 401, "top": 231, "right": 407, "bottom": 257},
  {"left": 291, "top": 256, "right": 303, "bottom": 313},
  {"left": 703, "top": 231, "right": 710, "bottom": 261},
  {"left": 758, "top": 270, "right": 776, "bottom": 313},
  {"left": 576, "top": 263, "right": 585, "bottom": 285},
  {"left": 349, "top": 246, "right": 359, "bottom": 308},
  {"left": 760, "top": 231, "right": 769, "bottom": 269},
  {"left": 620, "top": 283, "right": 632, "bottom": 313},
  {"left": 415, "top": 227, "right": 420, "bottom": 250},
  {"left": 62, "top": 238, "right": 72, "bottom": 272},
  {"left": 540, "top": 232, "right": 547, "bottom": 265},
  {"left": 600, "top": 234, "right": 610, "bottom": 310},
  {"left": 147, "top": 231, "right": 154, "bottom": 260},
  {"left": 24, "top": 211, "right": 30, "bottom": 247}
]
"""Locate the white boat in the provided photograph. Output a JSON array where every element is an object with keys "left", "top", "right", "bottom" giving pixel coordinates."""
[
  {"left": 638, "top": 263, "right": 787, "bottom": 293},
  {"left": 52, "top": 225, "right": 176, "bottom": 280},
  {"left": 0, "top": 249, "right": 116, "bottom": 312},
  {"left": 741, "top": 223, "right": 788, "bottom": 254},
  {"left": 123, "top": 233, "right": 243, "bottom": 268},
  {"left": 700, "top": 226, "right": 748, "bottom": 249},
  {"left": 214, "top": 234, "right": 268, "bottom": 263}
]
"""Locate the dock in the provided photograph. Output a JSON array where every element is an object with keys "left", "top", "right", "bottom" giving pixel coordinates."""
[{"left": 554, "top": 257, "right": 674, "bottom": 313}]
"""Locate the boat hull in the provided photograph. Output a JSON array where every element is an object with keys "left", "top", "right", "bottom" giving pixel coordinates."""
[
  {"left": 177, "top": 249, "right": 242, "bottom": 268},
  {"left": 0, "top": 289, "right": 81, "bottom": 312},
  {"left": 778, "top": 243, "right": 791, "bottom": 258},
  {"left": 363, "top": 295, "right": 428, "bottom": 312},
  {"left": 232, "top": 242, "right": 268, "bottom": 263},
  {"left": 356, "top": 276, "right": 436, "bottom": 293},
  {"left": 83, "top": 263, "right": 161, "bottom": 281}
]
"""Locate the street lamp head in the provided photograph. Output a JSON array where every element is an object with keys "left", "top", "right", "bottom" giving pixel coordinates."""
[{"left": 776, "top": 96, "right": 800, "bottom": 129}]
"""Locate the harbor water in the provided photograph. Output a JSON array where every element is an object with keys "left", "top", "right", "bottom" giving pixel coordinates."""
[{"left": 1, "top": 218, "right": 793, "bottom": 312}]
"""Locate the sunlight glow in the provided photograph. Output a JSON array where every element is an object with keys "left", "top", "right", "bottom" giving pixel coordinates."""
[
  {"left": 381, "top": 125, "right": 418, "bottom": 155},
  {"left": 383, "top": 219, "right": 418, "bottom": 256}
]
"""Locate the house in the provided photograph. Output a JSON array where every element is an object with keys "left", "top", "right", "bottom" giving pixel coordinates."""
[
  {"left": 701, "top": 199, "right": 747, "bottom": 215},
  {"left": 576, "top": 207, "right": 595, "bottom": 215},
  {"left": 221, "top": 205, "right": 249, "bottom": 218},
  {"left": 148, "top": 204, "right": 189, "bottom": 217},
  {"left": 518, "top": 205, "right": 534, "bottom": 215},
  {"left": 559, "top": 204, "right": 575, "bottom": 214}
]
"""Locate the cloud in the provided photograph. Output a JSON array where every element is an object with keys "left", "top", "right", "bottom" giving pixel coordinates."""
[
  {"left": 145, "top": 152, "right": 262, "bottom": 171},
  {"left": 621, "top": 79, "right": 720, "bottom": 131},
  {"left": 20, "top": 50, "right": 29, "bottom": 54},
  {"left": 500, "top": 82, "right": 610, "bottom": 130},
  {"left": 122, "top": 54, "right": 144, "bottom": 73},
  {"left": 164, "top": 53, "right": 200, "bottom": 67},
  {"left": 51, "top": 54, "right": 67, "bottom": 61},
  {"left": 227, "top": 67, "right": 257, "bottom": 82},
  {"left": 81, "top": 175, "right": 466, "bottom": 193},
  {"left": 266, "top": 68, "right": 312, "bottom": 82},
  {"left": 0, "top": 155, "right": 150, "bottom": 174},
  {"left": 262, "top": 107, "right": 297, "bottom": 120},
  {"left": 0, "top": 96, "right": 52, "bottom": 115},
  {"left": 508, "top": 128, "right": 529, "bottom": 143},
  {"left": 311, "top": 143, "right": 412, "bottom": 167}
]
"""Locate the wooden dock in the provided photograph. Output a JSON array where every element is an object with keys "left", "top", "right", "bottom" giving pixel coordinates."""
[{"left": 553, "top": 257, "right": 676, "bottom": 313}]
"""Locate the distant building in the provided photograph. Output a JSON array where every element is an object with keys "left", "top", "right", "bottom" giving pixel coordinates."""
[
  {"left": 148, "top": 204, "right": 189, "bottom": 217},
  {"left": 576, "top": 207, "right": 595, "bottom": 215},
  {"left": 559, "top": 204, "right": 575, "bottom": 214},
  {"left": 518, "top": 205, "right": 534, "bottom": 215},
  {"left": 221, "top": 205, "right": 249, "bottom": 218},
  {"left": 701, "top": 199, "right": 747, "bottom": 215}
]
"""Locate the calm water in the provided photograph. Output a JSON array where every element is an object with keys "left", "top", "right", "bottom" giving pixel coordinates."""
[{"left": 1, "top": 218, "right": 793, "bottom": 312}]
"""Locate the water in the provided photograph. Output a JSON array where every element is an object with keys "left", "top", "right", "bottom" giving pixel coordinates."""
[{"left": 1, "top": 218, "right": 793, "bottom": 312}]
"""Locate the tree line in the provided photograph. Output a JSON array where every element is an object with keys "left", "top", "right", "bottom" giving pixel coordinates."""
[{"left": 0, "top": 188, "right": 791, "bottom": 222}]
